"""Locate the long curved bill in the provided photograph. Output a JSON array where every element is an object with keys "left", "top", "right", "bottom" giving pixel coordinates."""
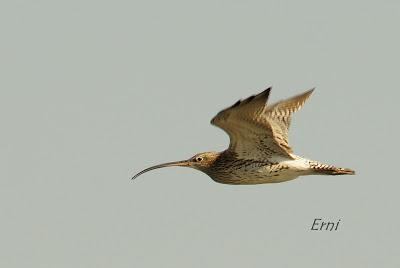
[{"left": 131, "top": 160, "right": 191, "bottom": 180}]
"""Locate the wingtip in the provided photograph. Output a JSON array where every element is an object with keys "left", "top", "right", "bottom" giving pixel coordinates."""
[
  {"left": 261, "top": 86, "right": 272, "bottom": 96},
  {"left": 254, "top": 86, "right": 272, "bottom": 101},
  {"left": 297, "top": 87, "right": 315, "bottom": 101},
  {"left": 226, "top": 86, "right": 272, "bottom": 107},
  {"left": 264, "top": 86, "right": 272, "bottom": 93}
]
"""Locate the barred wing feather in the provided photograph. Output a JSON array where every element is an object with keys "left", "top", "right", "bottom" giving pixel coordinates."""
[{"left": 211, "top": 87, "right": 314, "bottom": 161}]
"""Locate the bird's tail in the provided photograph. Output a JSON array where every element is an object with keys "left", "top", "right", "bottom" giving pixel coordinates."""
[{"left": 309, "top": 161, "right": 355, "bottom": 175}]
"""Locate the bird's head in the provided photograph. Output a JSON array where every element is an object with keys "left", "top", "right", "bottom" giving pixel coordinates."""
[
  {"left": 188, "top": 151, "right": 220, "bottom": 171},
  {"left": 132, "top": 151, "right": 220, "bottom": 180}
]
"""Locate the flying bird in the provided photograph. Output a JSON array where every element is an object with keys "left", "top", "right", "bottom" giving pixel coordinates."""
[{"left": 132, "top": 87, "right": 355, "bottom": 184}]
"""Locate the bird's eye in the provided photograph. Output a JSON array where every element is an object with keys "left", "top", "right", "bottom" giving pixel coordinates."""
[{"left": 196, "top": 157, "right": 203, "bottom": 162}]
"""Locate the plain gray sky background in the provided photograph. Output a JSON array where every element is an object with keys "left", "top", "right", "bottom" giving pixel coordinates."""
[{"left": 1, "top": 0, "right": 399, "bottom": 267}]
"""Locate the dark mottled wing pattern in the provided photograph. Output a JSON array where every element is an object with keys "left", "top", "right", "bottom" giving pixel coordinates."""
[{"left": 211, "top": 87, "right": 314, "bottom": 161}]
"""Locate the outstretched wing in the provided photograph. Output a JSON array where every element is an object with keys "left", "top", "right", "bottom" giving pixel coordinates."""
[
  {"left": 265, "top": 88, "right": 314, "bottom": 154},
  {"left": 211, "top": 87, "right": 314, "bottom": 161}
]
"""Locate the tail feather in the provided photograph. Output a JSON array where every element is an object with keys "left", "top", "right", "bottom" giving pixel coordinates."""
[{"left": 310, "top": 161, "right": 355, "bottom": 175}]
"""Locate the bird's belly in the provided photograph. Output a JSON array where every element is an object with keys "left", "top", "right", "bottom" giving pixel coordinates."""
[{"left": 211, "top": 163, "right": 306, "bottom": 185}]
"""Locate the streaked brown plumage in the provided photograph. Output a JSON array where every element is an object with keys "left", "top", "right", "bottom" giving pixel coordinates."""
[{"left": 132, "top": 87, "right": 355, "bottom": 184}]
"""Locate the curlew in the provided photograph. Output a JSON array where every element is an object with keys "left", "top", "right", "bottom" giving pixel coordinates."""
[{"left": 132, "top": 87, "right": 355, "bottom": 184}]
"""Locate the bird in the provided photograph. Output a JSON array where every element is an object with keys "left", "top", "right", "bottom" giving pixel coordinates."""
[{"left": 132, "top": 87, "right": 355, "bottom": 184}]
